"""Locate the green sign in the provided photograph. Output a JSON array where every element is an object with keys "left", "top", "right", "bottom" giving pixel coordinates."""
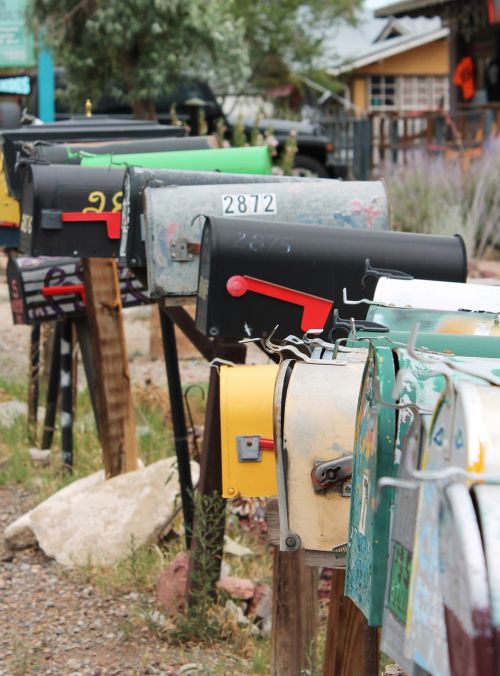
[{"left": 0, "top": 0, "right": 35, "bottom": 67}]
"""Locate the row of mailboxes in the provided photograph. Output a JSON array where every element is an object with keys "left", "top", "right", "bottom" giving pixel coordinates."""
[
  {"left": 7, "top": 255, "right": 151, "bottom": 325},
  {"left": 1, "top": 119, "right": 183, "bottom": 198}
]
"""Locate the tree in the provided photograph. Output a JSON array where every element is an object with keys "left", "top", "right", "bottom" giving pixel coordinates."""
[
  {"left": 230, "top": 0, "right": 361, "bottom": 91},
  {"left": 29, "top": 0, "right": 250, "bottom": 119}
]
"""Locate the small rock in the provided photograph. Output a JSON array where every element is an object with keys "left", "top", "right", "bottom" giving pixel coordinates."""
[
  {"left": 29, "top": 447, "right": 52, "bottom": 465},
  {"left": 223, "top": 536, "right": 252, "bottom": 557},
  {"left": 156, "top": 552, "right": 189, "bottom": 614},
  {"left": 216, "top": 576, "right": 254, "bottom": 600},
  {"left": 248, "top": 582, "right": 272, "bottom": 620},
  {"left": 136, "top": 425, "right": 150, "bottom": 438},
  {"left": 0, "top": 400, "right": 27, "bottom": 427},
  {"left": 178, "top": 664, "right": 202, "bottom": 674}
]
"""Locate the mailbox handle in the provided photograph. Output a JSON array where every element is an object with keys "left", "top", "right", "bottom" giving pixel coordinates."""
[
  {"left": 329, "top": 309, "right": 388, "bottom": 338},
  {"left": 61, "top": 211, "right": 121, "bottom": 240},
  {"left": 226, "top": 275, "right": 333, "bottom": 332},
  {"left": 361, "top": 258, "right": 413, "bottom": 287},
  {"left": 42, "top": 284, "right": 86, "bottom": 304}
]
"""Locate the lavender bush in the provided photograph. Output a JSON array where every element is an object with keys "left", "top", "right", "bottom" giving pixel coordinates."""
[{"left": 382, "top": 139, "right": 500, "bottom": 260}]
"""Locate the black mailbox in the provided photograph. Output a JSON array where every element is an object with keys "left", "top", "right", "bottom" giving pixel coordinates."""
[
  {"left": 26, "top": 135, "right": 217, "bottom": 165},
  {"left": 0, "top": 225, "right": 19, "bottom": 249},
  {"left": 121, "top": 168, "right": 312, "bottom": 273},
  {"left": 19, "top": 163, "right": 125, "bottom": 258},
  {"left": 7, "top": 255, "right": 151, "bottom": 325},
  {"left": 1, "top": 119, "right": 183, "bottom": 198},
  {"left": 195, "top": 217, "right": 467, "bottom": 339}
]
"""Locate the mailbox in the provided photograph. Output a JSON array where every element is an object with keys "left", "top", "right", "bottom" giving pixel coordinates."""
[
  {"left": 405, "top": 359, "right": 500, "bottom": 675},
  {"left": 1, "top": 119, "right": 183, "bottom": 198},
  {"left": 144, "top": 180, "right": 389, "bottom": 298},
  {"left": 80, "top": 145, "right": 273, "bottom": 174},
  {"left": 18, "top": 163, "right": 125, "bottom": 258},
  {"left": 0, "top": 150, "right": 20, "bottom": 247},
  {"left": 196, "top": 218, "right": 467, "bottom": 340},
  {"left": 219, "top": 364, "right": 278, "bottom": 499},
  {"left": 120, "top": 168, "right": 313, "bottom": 273},
  {"left": 373, "top": 276, "right": 500, "bottom": 313},
  {"left": 7, "top": 255, "right": 150, "bottom": 324},
  {"left": 274, "top": 350, "right": 367, "bottom": 565},
  {"left": 25, "top": 135, "right": 217, "bottom": 165}
]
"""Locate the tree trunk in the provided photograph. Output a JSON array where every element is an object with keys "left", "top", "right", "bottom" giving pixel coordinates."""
[{"left": 131, "top": 98, "right": 157, "bottom": 121}]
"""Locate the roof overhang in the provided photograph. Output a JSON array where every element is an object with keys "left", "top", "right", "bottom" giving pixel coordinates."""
[
  {"left": 328, "top": 27, "right": 449, "bottom": 76},
  {"left": 375, "top": 0, "right": 453, "bottom": 19}
]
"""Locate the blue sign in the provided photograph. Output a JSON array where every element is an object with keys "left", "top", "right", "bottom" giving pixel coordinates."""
[{"left": 0, "top": 74, "right": 31, "bottom": 96}]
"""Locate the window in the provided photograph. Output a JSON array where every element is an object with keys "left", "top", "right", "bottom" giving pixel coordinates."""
[{"left": 368, "top": 76, "right": 449, "bottom": 112}]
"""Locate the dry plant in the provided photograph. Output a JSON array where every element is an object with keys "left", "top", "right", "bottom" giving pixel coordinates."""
[{"left": 382, "top": 139, "right": 500, "bottom": 260}]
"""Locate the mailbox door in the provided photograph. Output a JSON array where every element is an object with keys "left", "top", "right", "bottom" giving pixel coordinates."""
[
  {"left": 196, "top": 218, "right": 466, "bottom": 340},
  {"left": 219, "top": 364, "right": 278, "bottom": 499},
  {"left": 439, "top": 482, "right": 494, "bottom": 676},
  {"left": 119, "top": 168, "right": 317, "bottom": 271},
  {"left": 144, "top": 181, "right": 389, "bottom": 298},
  {"left": 473, "top": 484, "right": 500, "bottom": 669},
  {"left": 373, "top": 277, "right": 500, "bottom": 313},
  {"left": 0, "top": 150, "right": 19, "bottom": 233},
  {"left": 19, "top": 164, "right": 125, "bottom": 258},
  {"left": 280, "top": 356, "right": 366, "bottom": 557},
  {"left": 7, "top": 256, "right": 150, "bottom": 324},
  {"left": 80, "top": 146, "right": 273, "bottom": 174},
  {"left": 345, "top": 344, "right": 396, "bottom": 625},
  {"left": 381, "top": 351, "right": 446, "bottom": 672},
  {"left": 30, "top": 135, "right": 214, "bottom": 165}
]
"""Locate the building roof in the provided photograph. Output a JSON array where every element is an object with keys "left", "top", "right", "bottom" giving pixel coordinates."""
[
  {"left": 375, "top": 0, "right": 454, "bottom": 19},
  {"left": 328, "top": 18, "right": 448, "bottom": 76}
]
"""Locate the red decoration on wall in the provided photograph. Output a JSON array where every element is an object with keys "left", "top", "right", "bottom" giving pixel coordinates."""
[
  {"left": 453, "top": 57, "right": 475, "bottom": 101},
  {"left": 489, "top": 0, "right": 500, "bottom": 24}
]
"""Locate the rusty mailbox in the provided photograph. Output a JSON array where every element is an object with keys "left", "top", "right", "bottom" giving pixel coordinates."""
[
  {"left": 195, "top": 218, "right": 467, "bottom": 340},
  {"left": 144, "top": 180, "right": 389, "bottom": 298},
  {"left": 120, "top": 168, "right": 315, "bottom": 275}
]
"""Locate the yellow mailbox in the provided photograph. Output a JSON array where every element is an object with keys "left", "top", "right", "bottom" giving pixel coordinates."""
[{"left": 220, "top": 364, "right": 278, "bottom": 498}]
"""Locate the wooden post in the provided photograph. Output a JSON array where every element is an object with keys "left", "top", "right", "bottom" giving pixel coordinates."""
[
  {"left": 187, "top": 338, "right": 246, "bottom": 602},
  {"left": 82, "top": 258, "right": 138, "bottom": 477},
  {"left": 323, "top": 569, "right": 379, "bottom": 676},
  {"left": 271, "top": 548, "right": 318, "bottom": 676}
]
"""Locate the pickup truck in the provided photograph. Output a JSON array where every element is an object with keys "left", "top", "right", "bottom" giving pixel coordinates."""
[{"left": 1, "top": 73, "right": 337, "bottom": 178}]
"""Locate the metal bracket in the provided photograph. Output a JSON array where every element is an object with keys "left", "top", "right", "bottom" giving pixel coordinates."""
[
  {"left": 236, "top": 435, "right": 262, "bottom": 462},
  {"left": 170, "top": 238, "right": 195, "bottom": 262},
  {"left": 311, "top": 455, "right": 353, "bottom": 494}
]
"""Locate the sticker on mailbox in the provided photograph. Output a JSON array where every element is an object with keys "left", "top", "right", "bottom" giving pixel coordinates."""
[{"left": 222, "top": 193, "right": 277, "bottom": 217}]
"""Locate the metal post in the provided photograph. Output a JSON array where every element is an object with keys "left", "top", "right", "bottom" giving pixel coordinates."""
[
  {"left": 41, "top": 321, "right": 62, "bottom": 450},
  {"left": 60, "top": 319, "right": 73, "bottom": 468},
  {"left": 28, "top": 323, "right": 41, "bottom": 446},
  {"left": 159, "top": 305, "right": 194, "bottom": 547}
]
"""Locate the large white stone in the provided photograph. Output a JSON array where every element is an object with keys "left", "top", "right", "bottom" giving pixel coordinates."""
[{"left": 28, "top": 457, "right": 198, "bottom": 567}]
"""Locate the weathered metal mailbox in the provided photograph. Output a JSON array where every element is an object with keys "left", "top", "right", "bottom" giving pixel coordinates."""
[
  {"left": 25, "top": 135, "right": 217, "bottom": 165},
  {"left": 1, "top": 119, "right": 182, "bottom": 198},
  {"left": 219, "top": 364, "right": 278, "bottom": 499},
  {"left": 80, "top": 145, "right": 273, "bottom": 174},
  {"left": 273, "top": 350, "right": 367, "bottom": 564},
  {"left": 144, "top": 180, "right": 389, "bottom": 298},
  {"left": 18, "top": 163, "right": 125, "bottom": 258},
  {"left": 195, "top": 218, "right": 467, "bottom": 340},
  {"left": 120, "top": 168, "right": 315, "bottom": 274},
  {"left": 7, "top": 255, "right": 150, "bottom": 324}
]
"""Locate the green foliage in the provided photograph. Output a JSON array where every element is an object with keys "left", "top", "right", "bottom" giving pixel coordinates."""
[
  {"left": 230, "top": 0, "right": 361, "bottom": 90},
  {"left": 232, "top": 113, "right": 247, "bottom": 148},
  {"left": 279, "top": 130, "right": 298, "bottom": 175},
  {"left": 28, "top": 0, "right": 250, "bottom": 115}
]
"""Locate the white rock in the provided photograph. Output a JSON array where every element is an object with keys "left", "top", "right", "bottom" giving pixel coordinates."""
[
  {"left": 28, "top": 457, "right": 199, "bottom": 567},
  {"left": 224, "top": 535, "right": 253, "bottom": 557},
  {"left": 28, "top": 447, "right": 51, "bottom": 465},
  {"left": 3, "top": 512, "right": 36, "bottom": 549},
  {"left": 0, "top": 401, "right": 26, "bottom": 427}
]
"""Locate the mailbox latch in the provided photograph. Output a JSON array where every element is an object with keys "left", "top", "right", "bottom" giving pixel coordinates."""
[
  {"left": 170, "top": 238, "right": 200, "bottom": 262},
  {"left": 236, "top": 435, "right": 274, "bottom": 463},
  {"left": 311, "top": 455, "right": 353, "bottom": 494}
]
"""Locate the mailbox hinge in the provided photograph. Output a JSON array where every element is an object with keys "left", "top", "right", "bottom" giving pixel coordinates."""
[{"left": 311, "top": 455, "right": 353, "bottom": 494}]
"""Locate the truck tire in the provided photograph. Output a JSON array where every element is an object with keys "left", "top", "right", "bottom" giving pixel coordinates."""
[
  {"left": 0, "top": 101, "right": 22, "bottom": 129},
  {"left": 292, "top": 153, "right": 329, "bottom": 178}
]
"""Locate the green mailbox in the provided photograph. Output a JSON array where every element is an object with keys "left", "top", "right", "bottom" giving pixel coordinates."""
[{"left": 80, "top": 145, "right": 272, "bottom": 174}]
